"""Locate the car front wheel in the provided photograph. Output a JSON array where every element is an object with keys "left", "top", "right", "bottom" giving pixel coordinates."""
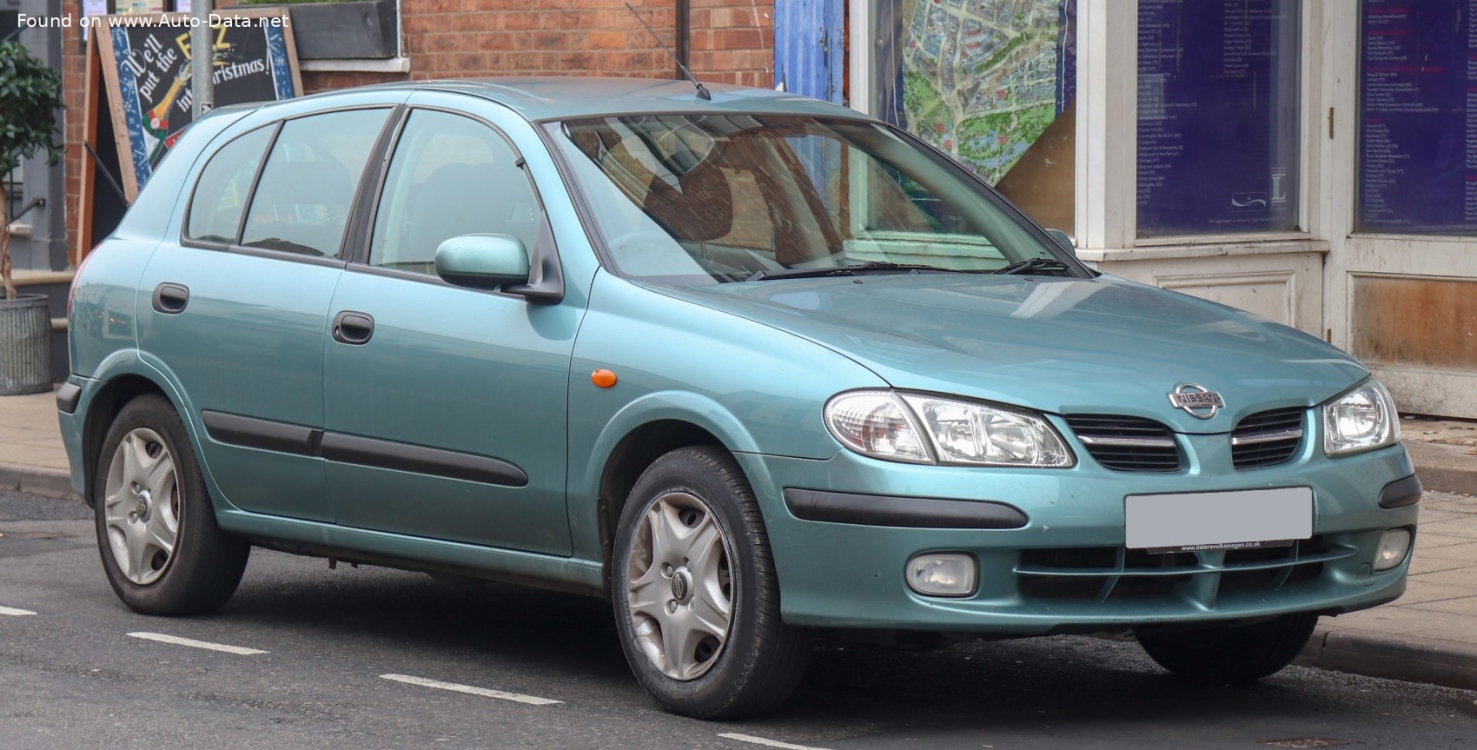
[
  {"left": 1134, "top": 612, "right": 1319, "bottom": 683},
  {"left": 94, "top": 394, "right": 250, "bottom": 615},
  {"left": 612, "top": 446, "right": 812, "bottom": 719}
]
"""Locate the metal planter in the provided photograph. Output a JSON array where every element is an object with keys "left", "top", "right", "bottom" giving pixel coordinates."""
[{"left": 0, "top": 294, "right": 53, "bottom": 395}]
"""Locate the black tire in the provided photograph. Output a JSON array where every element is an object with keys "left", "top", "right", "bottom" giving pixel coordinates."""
[
  {"left": 612, "top": 446, "right": 812, "bottom": 719},
  {"left": 93, "top": 393, "right": 250, "bottom": 615},
  {"left": 1135, "top": 612, "right": 1318, "bottom": 683}
]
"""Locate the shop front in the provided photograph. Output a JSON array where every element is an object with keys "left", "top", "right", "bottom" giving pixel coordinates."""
[{"left": 809, "top": 0, "right": 1477, "bottom": 418}]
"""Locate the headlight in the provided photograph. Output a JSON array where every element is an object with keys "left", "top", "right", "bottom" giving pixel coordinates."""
[
  {"left": 824, "top": 390, "right": 1074, "bottom": 467},
  {"left": 1322, "top": 379, "right": 1400, "bottom": 456},
  {"left": 823, "top": 391, "right": 932, "bottom": 463}
]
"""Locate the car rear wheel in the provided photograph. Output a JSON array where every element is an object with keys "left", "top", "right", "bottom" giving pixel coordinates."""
[
  {"left": 612, "top": 446, "right": 812, "bottom": 718},
  {"left": 94, "top": 394, "right": 250, "bottom": 615},
  {"left": 1134, "top": 612, "right": 1318, "bottom": 683}
]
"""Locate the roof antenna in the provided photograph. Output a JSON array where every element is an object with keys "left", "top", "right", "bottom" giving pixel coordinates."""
[{"left": 625, "top": 2, "right": 711, "bottom": 100}]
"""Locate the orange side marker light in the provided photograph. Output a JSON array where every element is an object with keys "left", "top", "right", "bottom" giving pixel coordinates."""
[{"left": 591, "top": 369, "right": 618, "bottom": 388}]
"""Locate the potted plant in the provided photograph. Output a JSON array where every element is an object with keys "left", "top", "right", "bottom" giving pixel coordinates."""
[
  {"left": 236, "top": 0, "right": 398, "bottom": 60},
  {"left": 0, "top": 41, "right": 63, "bottom": 395}
]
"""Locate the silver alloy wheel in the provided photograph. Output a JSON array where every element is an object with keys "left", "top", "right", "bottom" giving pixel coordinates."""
[
  {"left": 626, "top": 491, "right": 734, "bottom": 680},
  {"left": 102, "top": 427, "right": 181, "bottom": 585}
]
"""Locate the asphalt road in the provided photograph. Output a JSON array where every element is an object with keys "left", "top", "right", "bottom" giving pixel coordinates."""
[{"left": 1, "top": 489, "right": 1475, "bottom": 750}]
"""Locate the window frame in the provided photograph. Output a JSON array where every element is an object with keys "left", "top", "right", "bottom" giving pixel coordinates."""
[
  {"left": 178, "top": 104, "right": 400, "bottom": 269},
  {"left": 344, "top": 105, "right": 563, "bottom": 299}
]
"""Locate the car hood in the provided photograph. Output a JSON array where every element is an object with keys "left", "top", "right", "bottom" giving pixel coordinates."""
[{"left": 649, "top": 274, "right": 1368, "bottom": 434}]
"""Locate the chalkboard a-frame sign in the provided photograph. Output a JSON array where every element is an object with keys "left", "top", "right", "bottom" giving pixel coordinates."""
[
  {"left": 95, "top": 9, "right": 302, "bottom": 200},
  {"left": 77, "top": 9, "right": 301, "bottom": 259}
]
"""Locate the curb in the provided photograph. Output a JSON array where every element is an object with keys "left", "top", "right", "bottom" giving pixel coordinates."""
[
  {"left": 0, "top": 462, "right": 80, "bottom": 501},
  {"left": 1407, "top": 441, "right": 1477, "bottom": 496},
  {"left": 1296, "top": 627, "right": 1477, "bottom": 692}
]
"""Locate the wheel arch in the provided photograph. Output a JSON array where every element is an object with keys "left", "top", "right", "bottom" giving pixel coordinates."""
[
  {"left": 78, "top": 354, "right": 194, "bottom": 507},
  {"left": 581, "top": 392, "right": 764, "bottom": 592},
  {"left": 595, "top": 419, "right": 725, "bottom": 579}
]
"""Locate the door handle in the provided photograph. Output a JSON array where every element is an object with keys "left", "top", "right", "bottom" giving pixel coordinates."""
[
  {"left": 152, "top": 283, "right": 190, "bottom": 314},
  {"left": 331, "top": 311, "right": 375, "bottom": 345}
]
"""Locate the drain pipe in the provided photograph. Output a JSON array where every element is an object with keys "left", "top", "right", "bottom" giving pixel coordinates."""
[{"left": 675, "top": 0, "right": 690, "bottom": 79}]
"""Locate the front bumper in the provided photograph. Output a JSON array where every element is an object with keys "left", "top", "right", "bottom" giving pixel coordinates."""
[{"left": 737, "top": 436, "right": 1417, "bottom": 635}]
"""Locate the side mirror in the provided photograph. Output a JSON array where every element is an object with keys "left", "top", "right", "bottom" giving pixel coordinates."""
[
  {"left": 1044, "top": 229, "right": 1075, "bottom": 256},
  {"left": 434, "top": 234, "right": 530, "bottom": 291}
]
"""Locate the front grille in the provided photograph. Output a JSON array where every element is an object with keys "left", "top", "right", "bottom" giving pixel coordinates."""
[
  {"left": 1064, "top": 415, "right": 1182, "bottom": 472},
  {"left": 1231, "top": 407, "right": 1305, "bottom": 470},
  {"left": 1015, "top": 536, "right": 1343, "bottom": 604}
]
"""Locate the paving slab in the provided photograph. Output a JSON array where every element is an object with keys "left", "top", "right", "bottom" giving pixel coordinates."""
[
  {"left": 1394, "top": 580, "right": 1476, "bottom": 605},
  {"left": 1418, "top": 541, "right": 1477, "bottom": 562},
  {"left": 1403, "top": 596, "right": 1477, "bottom": 617}
]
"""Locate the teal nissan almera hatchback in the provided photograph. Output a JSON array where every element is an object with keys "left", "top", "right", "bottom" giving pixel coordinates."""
[{"left": 59, "top": 78, "right": 1421, "bottom": 718}]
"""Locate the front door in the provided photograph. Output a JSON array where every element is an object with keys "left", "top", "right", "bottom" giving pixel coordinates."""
[{"left": 322, "top": 102, "right": 578, "bottom": 554}]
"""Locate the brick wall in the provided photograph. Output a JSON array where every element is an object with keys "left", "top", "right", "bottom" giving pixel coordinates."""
[
  {"left": 690, "top": 0, "right": 773, "bottom": 88},
  {"left": 55, "top": 0, "right": 775, "bottom": 260},
  {"left": 304, "top": 0, "right": 773, "bottom": 91},
  {"left": 60, "top": 20, "right": 84, "bottom": 265}
]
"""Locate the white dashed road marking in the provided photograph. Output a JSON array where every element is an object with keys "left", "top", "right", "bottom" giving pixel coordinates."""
[
  {"left": 0, "top": 606, "right": 37, "bottom": 616},
  {"left": 127, "top": 632, "right": 268, "bottom": 655},
  {"left": 380, "top": 674, "right": 561, "bottom": 706},
  {"left": 719, "top": 732, "right": 834, "bottom": 750}
]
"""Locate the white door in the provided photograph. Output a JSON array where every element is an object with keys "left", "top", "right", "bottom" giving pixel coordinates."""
[{"left": 1321, "top": 2, "right": 1477, "bottom": 419}]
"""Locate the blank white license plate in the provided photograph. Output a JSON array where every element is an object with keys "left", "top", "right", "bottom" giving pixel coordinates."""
[{"left": 1124, "top": 487, "right": 1313, "bottom": 553}]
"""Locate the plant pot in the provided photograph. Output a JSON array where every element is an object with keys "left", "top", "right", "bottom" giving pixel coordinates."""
[
  {"left": 289, "top": 0, "right": 399, "bottom": 60},
  {"left": 0, "top": 294, "right": 53, "bottom": 396}
]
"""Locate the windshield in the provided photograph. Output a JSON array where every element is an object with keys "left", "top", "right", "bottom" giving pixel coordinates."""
[{"left": 547, "top": 114, "right": 1077, "bottom": 284}]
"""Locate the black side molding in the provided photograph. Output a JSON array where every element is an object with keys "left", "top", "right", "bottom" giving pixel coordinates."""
[
  {"left": 56, "top": 382, "right": 82, "bottom": 415},
  {"left": 1378, "top": 473, "right": 1423, "bottom": 509},
  {"left": 203, "top": 411, "right": 320, "bottom": 457},
  {"left": 201, "top": 410, "right": 528, "bottom": 487},
  {"left": 784, "top": 488, "right": 1029, "bottom": 529},
  {"left": 320, "top": 432, "right": 528, "bottom": 487}
]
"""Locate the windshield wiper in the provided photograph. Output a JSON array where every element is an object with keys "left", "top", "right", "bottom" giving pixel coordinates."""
[
  {"left": 991, "top": 257, "right": 1072, "bottom": 276},
  {"left": 746, "top": 261, "right": 967, "bottom": 282}
]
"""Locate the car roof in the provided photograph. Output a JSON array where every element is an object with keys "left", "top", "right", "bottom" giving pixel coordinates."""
[{"left": 301, "top": 76, "right": 867, "bottom": 122}]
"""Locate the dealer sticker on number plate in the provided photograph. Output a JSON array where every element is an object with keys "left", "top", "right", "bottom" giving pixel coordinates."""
[{"left": 1124, "top": 487, "right": 1313, "bottom": 553}]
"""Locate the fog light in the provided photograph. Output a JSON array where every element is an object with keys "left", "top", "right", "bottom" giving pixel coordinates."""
[
  {"left": 906, "top": 553, "right": 977, "bottom": 597},
  {"left": 1374, "top": 529, "right": 1412, "bottom": 572}
]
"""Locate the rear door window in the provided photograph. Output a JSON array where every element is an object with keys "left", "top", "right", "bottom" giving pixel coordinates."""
[{"left": 240, "top": 108, "right": 390, "bottom": 258}]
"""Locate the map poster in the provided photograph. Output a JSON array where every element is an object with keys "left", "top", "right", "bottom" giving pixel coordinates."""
[
  {"left": 1357, "top": 0, "right": 1475, "bottom": 234},
  {"left": 882, "top": 0, "right": 1076, "bottom": 186},
  {"left": 94, "top": 9, "right": 301, "bottom": 200},
  {"left": 1135, "top": 0, "right": 1300, "bottom": 236}
]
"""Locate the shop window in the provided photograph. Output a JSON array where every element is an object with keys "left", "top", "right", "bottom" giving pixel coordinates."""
[
  {"left": 1356, "top": 1, "right": 1477, "bottom": 234},
  {"left": 868, "top": 0, "right": 1077, "bottom": 233},
  {"left": 1135, "top": 0, "right": 1302, "bottom": 237}
]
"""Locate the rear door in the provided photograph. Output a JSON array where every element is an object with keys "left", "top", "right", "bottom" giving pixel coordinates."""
[
  {"left": 321, "top": 95, "right": 579, "bottom": 555},
  {"left": 137, "top": 103, "right": 396, "bottom": 521}
]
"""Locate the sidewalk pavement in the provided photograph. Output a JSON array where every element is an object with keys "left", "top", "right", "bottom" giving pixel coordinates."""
[{"left": 3, "top": 387, "right": 1477, "bottom": 692}]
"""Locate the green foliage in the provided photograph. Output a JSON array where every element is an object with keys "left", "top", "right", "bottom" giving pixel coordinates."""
[
  {"left": 0, "top": 41, "right": 63, "bottom": 176},
  {"left": 1, "top": 41, "right": 64, "bottom": 299}
]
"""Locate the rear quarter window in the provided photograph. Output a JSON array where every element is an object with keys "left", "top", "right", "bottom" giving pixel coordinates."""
[{"left": 185, "top": 127, "right": 273, "bottom": 244}]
